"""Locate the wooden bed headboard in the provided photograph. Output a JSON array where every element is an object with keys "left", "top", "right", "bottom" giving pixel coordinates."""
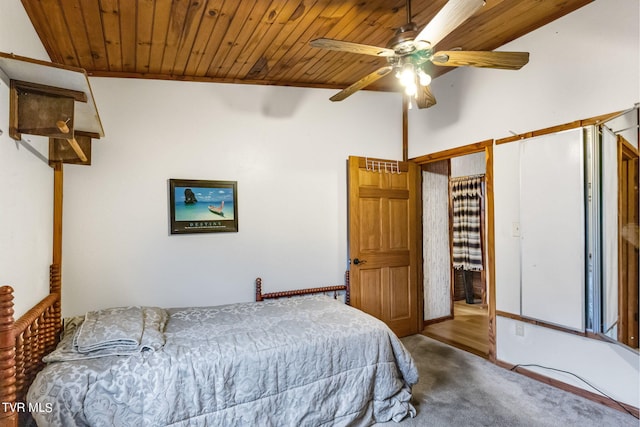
[
  {"left": 0, "top": 263, "right": 62, "bottom": 427},
  {"left": 255, "top": 271, "right": 350, "bottom": 304}
]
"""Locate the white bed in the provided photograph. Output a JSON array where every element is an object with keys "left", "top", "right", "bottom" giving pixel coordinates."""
[{"left": 24, "top": 283, "right": 418, "bottom": 426}]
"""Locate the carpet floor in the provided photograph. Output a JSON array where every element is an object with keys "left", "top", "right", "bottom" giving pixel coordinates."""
[{"left": 375, "top": 334, "right": 638, "bottom": 427}]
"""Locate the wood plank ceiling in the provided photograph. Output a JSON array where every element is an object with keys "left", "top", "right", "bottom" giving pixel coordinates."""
[{"left": 21, "top": 0, "right": 593, "bottom": 95}]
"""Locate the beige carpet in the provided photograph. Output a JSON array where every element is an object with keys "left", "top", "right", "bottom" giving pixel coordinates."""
[{"left": 375, "top": 334, "right": 638, "bottom": 427}]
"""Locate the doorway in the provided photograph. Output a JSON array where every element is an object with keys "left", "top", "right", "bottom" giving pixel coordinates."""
[{"left": 420, "top": 150, "right": 491, "bottom": 358}]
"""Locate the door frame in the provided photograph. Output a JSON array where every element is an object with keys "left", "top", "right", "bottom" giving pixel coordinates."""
[
  {"left": 411, "top": 139, "right": 497, "bottom": 362},
  {"left": 618, "top": 135, "right": 639, "bottom": 348}
]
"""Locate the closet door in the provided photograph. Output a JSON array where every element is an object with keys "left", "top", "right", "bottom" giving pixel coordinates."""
[{"left": 520, "top": 128, "right": 585, "bottom": 331}]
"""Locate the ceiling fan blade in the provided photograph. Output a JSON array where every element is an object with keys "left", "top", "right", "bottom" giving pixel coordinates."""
[
  {"left": 310, "top": 38, "right": 396, "bottom": 57},
  {"left": 330, "top": 66, "right": 394, "bottom": 102},
  {"left": 415, "top": 0, "right": 484, "bottom": 48},
  {"left": 416, "top": 85, "right": 437, "bottom": 109},
  {"left": 432, "top": 51, "right": 530, "bottom": 70}
]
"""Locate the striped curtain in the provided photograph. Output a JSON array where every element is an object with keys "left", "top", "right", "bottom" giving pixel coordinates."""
[{"left": 451, "top": 175, "right": 484, "bottom": 271}]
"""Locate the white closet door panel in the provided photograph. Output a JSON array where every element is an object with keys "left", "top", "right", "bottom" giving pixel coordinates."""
[
  {"left": 494, "top": 142, "right": 522, "bottom": 314},
  {"left": 520, "top": 128, "right": 585, "bottom": 331}
]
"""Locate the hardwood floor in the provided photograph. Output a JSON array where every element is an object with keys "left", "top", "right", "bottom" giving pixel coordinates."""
[{"left": 422, "top": 300, "right": 489, "bottom": 358}]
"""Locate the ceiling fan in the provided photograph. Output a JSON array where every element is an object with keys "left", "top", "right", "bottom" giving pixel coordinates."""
[{"left": 310, "top": 0, "right": 530, "bottom": 109}]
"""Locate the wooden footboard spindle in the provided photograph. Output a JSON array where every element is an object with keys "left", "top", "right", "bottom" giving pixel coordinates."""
[
  {"left": 0, "top": 287, "right": 17, "bottom": 427},
  {"left": 256, "top": 271, "right": 350, "bottom": 304},
  {"left": 0, "top": 264, "right": 63, "bottom": 427}
]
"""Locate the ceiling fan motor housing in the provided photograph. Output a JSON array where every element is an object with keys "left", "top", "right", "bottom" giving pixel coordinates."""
[{"left": 388, "top": 22, "right": 419, "bottom": 54}]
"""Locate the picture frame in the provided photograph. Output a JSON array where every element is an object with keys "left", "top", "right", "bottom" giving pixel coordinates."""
[{"left": 169, "top": 179, "right": 238, "bottom": 234}]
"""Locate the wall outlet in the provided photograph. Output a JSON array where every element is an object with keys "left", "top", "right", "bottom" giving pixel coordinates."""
[
  {"left": 515, "top": 323, "right": 525, "bottom": 336},
  {"left": 512, "top": 222, "right": 521, "bottom": 237}
]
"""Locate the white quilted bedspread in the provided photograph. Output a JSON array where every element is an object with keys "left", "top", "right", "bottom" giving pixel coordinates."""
[{"left": 28, "top": 295, "right": 418, "bottom": 426}]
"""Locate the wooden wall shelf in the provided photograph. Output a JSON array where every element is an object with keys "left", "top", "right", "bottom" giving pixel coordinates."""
[{"left": 0, "top": 52, "right": 104, "bottom": 165}]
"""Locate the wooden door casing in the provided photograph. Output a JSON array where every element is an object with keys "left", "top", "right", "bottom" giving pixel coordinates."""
[
  {"left": 618, "top": 137, "right": 639, "bottom": 349},
  {"left": 348, "top": 156, "right": 422, "bottom": 337}
]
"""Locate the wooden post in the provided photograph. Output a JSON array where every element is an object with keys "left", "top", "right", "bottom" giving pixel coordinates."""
[
  {"left": 52, "top": 163, "right": 63, "bottom": 336},
  {"left": 50, "top": 264, "right": 62, "bottom": 346},
  {"left": 0, "top": 286, "right": 17, "bottom": 427},
  {"left": 255, "top": 278, "right": 263, "bottom": 302},
  {"left": 345, "top": 271, "right": 351, "bottom": 306},
  {"left": 52, "top": 162, "right": 63, "bottom": 267}
]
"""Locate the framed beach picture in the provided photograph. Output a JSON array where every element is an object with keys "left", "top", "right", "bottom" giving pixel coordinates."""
[{"left": 169, "top": 179, "right": 238, "bottom": 234}]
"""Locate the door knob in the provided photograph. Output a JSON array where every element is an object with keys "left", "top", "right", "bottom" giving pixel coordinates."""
[{"left": 353, "top": 258, "right": 366, "bottom": 265}]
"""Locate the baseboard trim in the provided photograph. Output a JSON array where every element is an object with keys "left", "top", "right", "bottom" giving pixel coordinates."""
[
  {"left": 495, "top": 359, "right": 639, "bottom": 419},
  {"left": 423, "top": 315, "right": 453, "bottom": 327}
]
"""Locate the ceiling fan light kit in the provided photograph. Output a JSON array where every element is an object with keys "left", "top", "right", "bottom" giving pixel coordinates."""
[{"left": 310, "top": 0, "right": 529, "bottom": 109}]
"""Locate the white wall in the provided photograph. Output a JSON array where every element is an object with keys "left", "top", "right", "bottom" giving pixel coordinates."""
[
  {"left": 409, "top": 0, "right": 640, "bottom": 407},
  {"left": 0, "top": 1, "right": 53, "bottom": 317},
  {"left": 450, "top": 152, "right": 484, "bottom": 178},
  {"left": 62, "top": 78, "right": 402, "bottom": 315},
  {"left": 408, "top": 0, "right": 640, "bottom": 156},
  {"left": 498, "top": 317, "right": 640, "bottom": 406}
]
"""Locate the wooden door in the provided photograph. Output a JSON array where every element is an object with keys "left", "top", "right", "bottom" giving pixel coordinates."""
[{"left": 348, "top": 156, "right": 422, "bottom": 337}]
